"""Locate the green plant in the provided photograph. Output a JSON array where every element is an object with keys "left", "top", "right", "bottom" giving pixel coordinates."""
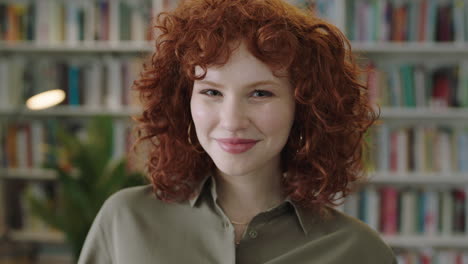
[{"left": 29, "top": 116, "right": 146, "bottom": 261}]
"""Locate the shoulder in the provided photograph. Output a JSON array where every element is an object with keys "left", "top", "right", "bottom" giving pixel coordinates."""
[
  {"left": 102, "top": 185, "right": 155, "bottom": 209},
  {"left": 316, "top": 207, "right": 396, "bottom": 263},
  {"left": 96, "top": 185, "right": 162, "bottom": 222}
]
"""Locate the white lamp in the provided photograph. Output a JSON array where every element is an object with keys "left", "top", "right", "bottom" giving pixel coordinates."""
[{"left": 25, "top": 89, "right": 66, "bottom": 110}]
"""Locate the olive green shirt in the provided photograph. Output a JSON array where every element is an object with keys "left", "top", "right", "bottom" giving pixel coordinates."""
[{"left": 78, "top": 177, "right": 396, "bottom": 264}]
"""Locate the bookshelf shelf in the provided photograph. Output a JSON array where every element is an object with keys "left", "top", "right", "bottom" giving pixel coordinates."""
[
  {"left": 2, "top": 42, "right": 468, "bottom": 55},
  {"left": 0, "top": 106, "right": 141, "bottom": 118},
  {"left": 2, "top": 106, "right": 467, "bottom": 121},
  {"left": 5, "top": 168, "right": 468, "bottom": 185},
  {"left": 378, "top": 108, "right": 468, "bottom": 122},
  {"left": 369, "top": 172, "right": 468, "bottom": 185},
  {"left": 0, "top": 42, "right": 154, "bottom": 53},
  {"left": 352, "top": 42, "right": 468, "bottom": 55},
  {"left": 383, "top": 235, "right": 468, "bottom": 249},
  {"left": 0, "top": 168, "right": 56, "bottom": 181},
  {"left": 9, "top": 230, "right": 65, "bottom": 244}
]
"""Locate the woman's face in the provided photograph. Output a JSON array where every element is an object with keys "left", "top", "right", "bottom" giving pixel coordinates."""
[{"left": 190, "top": 42, "right": 295, "bottom": 177}]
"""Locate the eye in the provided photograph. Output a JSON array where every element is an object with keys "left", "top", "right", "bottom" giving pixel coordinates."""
[
  {"left": 252, "top": 90, "right": 273, "bottom": 97},
  {"left": 200, "top": 89, "right": 222, "bottom": 97}
]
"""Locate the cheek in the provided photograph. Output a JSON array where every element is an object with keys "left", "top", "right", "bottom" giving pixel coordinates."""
[
  {"left": 257, "top": 103, "right": 295, "bottom": 135},
  {"left": 190, "top": 98, "right": 213, "bottom": 132}
]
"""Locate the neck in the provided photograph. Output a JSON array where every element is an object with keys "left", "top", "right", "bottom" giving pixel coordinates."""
[{"left": 214, "top": 165, "right": 285, "bottom": 223}]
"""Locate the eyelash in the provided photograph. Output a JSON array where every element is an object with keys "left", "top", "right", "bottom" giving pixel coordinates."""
[{"left": 200, "top": 89, "right": 273, "bottom": 98}]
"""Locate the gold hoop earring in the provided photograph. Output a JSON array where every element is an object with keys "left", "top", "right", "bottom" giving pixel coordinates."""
[
  {"left": 188, "top": 123, "right": 194, "bottom": 145},
  {"left": 296, "top": 133, "right": 304, "bottom": 154},
  {"left": 187, "top": 123, "right": 204, "bottom": 153}
]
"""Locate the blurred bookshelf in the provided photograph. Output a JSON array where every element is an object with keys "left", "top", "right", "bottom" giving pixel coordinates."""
[
  {"left": 0, "top": 0, "right": 163, "bottom": 263},
  {"left": 306, "top": 0, "right": 468, "bottom": 262},
  {"left": 0, "top": 0, "right": 467, "bottom": 263},
  {"left": 276, "top": 0, "right": 466, "bottom": 262}
]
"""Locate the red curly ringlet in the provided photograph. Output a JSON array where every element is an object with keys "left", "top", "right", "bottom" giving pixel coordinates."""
[{"left": 132, "top": 0, "right": 378, "bottom": 209}]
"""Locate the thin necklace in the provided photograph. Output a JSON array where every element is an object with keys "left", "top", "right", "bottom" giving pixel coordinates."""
[
  {"left": 228, "top": 199, "right": 284, "bottom": 226},
  {"left": 230, "top": 219, "right": 250, "bottom": 225}
]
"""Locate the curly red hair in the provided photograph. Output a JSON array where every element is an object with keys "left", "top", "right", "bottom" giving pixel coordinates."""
[{"left": 133, "top": 0, "right": 378, "bottom": 208}]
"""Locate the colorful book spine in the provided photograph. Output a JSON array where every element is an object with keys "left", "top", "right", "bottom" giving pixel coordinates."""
[{"left": 347, "top": 0, "right": 468, "bottom": 42}]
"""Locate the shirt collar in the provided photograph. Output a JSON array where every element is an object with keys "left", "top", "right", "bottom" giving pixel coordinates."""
[
  {"left": 188, "top": 175, "right": 317, "bottom": 235},
  {"left": 188, "top": 174, "right": 215, "bottom": 207}
]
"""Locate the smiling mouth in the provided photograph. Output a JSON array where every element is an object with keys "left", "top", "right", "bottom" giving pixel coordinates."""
[{"left": 215, "top": 139, "right": 259, "bottom": 154}]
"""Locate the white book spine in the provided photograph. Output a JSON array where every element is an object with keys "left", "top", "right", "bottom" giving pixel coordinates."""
[
  {"left": 105, "top": 57, "right": 122, "bottom": 109},
  {"left": 461, "top": 252, "right": 468, "bottom": 264},
  {"left": 458, "top": 61, "right": 468, "bottom": 108},
  {"left": 397, "top": 128, "right": 408, "bottom": 173},
  {"left": 333, "top": 0, "right": 345, "bottom": 33},
  {"left": 414, "top": 126, "right": 425, "bottom": 172},
  {"left": 400, "top": 189, "right": 416, "bottom": 235},
  {"left": 0, "top": 58, "right": 9, "bottom": 109},
  {"left": 424, "top": 189, "right": 438, "bottom": 235},
  {"left": 48, "top": 0, "right": 61, "bottom": 44},
  {"left": 465, "top": 187, "right": 468, "bottom": 239},
  {"left": 366, "top": 187, "right": 380, "bottom": 231},
  {"left": 131, "top": 4, "right": 145, "bottom": 42},
  {"left": 16, "top": 125, "right": 27, "bottom": 169},
  {"left": 65, "top": 0, "right": 79, "bottom": 45},
  {"left": 378, "top": 0, "right": 390, "bottom": 42},
  {"left": 378, "top": 124, "right": 390, "bottom": 171},
  {"left": 10, "top": 57, "right": 25, "bottom": 108},
  {"left": 109, "top": 0, "right": 120, "bottom": 43},
  {"left": 31, "top": 121, "right": 44, "bottom": 168},
  {"left": 438, "top": 130, "right": 452, "bottom": 172},
  {"left": 414, "top": 66, "right": 426, "bottom": 107},
  {"left": 391, "top": 67, "right": 402, "bottom": 107},
  {"left": 365, "top": 1, "right": 373, "bottom": 42},
  {"left": 0, "top": 177, "right": 4, "bottom": 235},
  {"left": 35, "top": 0, "right": 49, "bottom": 44},
  {"left": 440, "top": 189, "right": 453, "bottom": 235},
  {"left": 84, "top": 61, "right": 103, "bottom": 108},
  {"left": 461, "top": 130, "right": 468, "bottom": 172},
  {"left": 112, "top": 120, "right": 126, "bottom": 160},
  {"left": 344, "top": 193, "right": 359, "bottom": 219},
  {"left": 152, "top": 0, "right": 163, "bottom": 16},
  {"left": 84, "top": 0, "right": 96, "bottom": 43},
  {"left": 0, "top": 124, "right": 4, "bottom": 169},
  {"left": 454, "top": 0, "right": 465, "bottom": 44}
]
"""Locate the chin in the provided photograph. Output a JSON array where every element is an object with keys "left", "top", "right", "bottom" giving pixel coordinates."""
[{"left": 214, "top": 163, "right": 255, "bottom": 177}]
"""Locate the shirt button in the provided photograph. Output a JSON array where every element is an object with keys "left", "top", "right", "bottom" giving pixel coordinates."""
[
  {"left": 248, "top": 230, "right": 258, "bottom": 239},
  {"left": 223, "top": 222, "right": 230, "bottom": 228}
]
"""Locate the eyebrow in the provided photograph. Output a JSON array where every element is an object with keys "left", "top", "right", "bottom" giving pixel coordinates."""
[{"left": 195, "top": 80, "right": 280, "bottom": 88}]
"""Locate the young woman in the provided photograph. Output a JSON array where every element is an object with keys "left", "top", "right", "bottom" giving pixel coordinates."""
[{"left": 78, "top": 0, "right": 396, "bottom": 263}]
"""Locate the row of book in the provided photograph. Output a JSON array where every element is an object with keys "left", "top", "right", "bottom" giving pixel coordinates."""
[
  {"left": 286, "top": 0, "right": 345, "bottom": 31},
  {"left": 365, "top": 62, "right": 468, "bottom": 108},
  {"left": 4, "top": 0, "right": 468, "bottom": 44},
  {"left": 395, "top": 249, "right": 468, "bottom": 264},
  {"left": 5, "top": 181, "right": 58, "bottom": 235},
  {"left": 366, "top": 125, "right": 468, "bottom": 173},
  {"left": 0, "top": 120, "right": 133, "bottom": 169},
  {"left": 342, "top": 186, "right": 467, "bottom": 236},
  {"left": 0, "top": 56, "right": 142, "bottom": 109},
  {"left": 345, "top": 0, "right": 468, "bottom": 43},
  {"left": 0, "top": 0, "right": 158, "bottom": 44}
]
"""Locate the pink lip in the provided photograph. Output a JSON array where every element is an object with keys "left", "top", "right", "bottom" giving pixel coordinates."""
[{"left": 216, "top": 138, "right": 259, "bottom": 154}]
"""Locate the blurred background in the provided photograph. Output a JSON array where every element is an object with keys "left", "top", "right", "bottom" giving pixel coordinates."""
[{"left": 0, "top": 0, "right": 467, "bottom": 263}]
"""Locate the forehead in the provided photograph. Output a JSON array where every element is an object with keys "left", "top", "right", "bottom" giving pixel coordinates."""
[{"left": 194, "top": 42, "right": 288, "bottom": 85}]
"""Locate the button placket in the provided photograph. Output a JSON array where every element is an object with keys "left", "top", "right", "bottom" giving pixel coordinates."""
[{"left": 248, "top": 230, "right": 258, "bottom": 239}]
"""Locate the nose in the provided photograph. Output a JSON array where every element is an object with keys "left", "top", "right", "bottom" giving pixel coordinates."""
[{"left": 219, "top": 97, "right": 249, "bottom": 132}]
